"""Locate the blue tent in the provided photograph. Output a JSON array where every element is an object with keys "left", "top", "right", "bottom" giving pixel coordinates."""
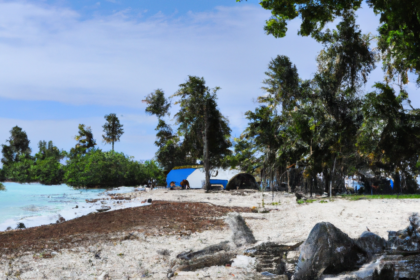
[{"left": 166, "top": 168, "right": 196, "bottom": 188}]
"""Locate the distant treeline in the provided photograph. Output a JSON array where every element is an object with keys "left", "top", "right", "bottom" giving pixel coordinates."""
[{"left": 0, "top": 114, "right": 165, "bottom": 188}]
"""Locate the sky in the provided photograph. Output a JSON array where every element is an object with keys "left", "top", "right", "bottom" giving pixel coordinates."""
[{"left": 0, "top": 0, "right": 418, "bottom": 162}]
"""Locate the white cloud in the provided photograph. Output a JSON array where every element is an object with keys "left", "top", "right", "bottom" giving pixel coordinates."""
[
  {"left": 0, "top": 1, "right": 327, "bottom": 133},
  {"left": 0, "top": 1, "right": 400, "bottom": 161}
]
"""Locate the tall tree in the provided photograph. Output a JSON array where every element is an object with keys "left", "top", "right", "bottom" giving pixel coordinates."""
[
  {"left": 69, "top": 124, "right": 96, "bottom": 157},
  {"left": 102, "top": 113, "right": 124, "bottom": 152},
  {"left": 144, "top": 89, "right": 195, "bottom": 171},
  {"left": 173, "top": 76, "right": 232, "bottom": 191},
  {"left": 1, "top": 126, "right": 31, "bottom": 167}
]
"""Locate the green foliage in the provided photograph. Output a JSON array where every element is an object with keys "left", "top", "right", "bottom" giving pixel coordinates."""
[
  {"left": 173, "top": 76, "right": 232, "bottom": 169},
  {"left": 238, "top": 0, "right": 420, "bottom": 86},
  {"left": 5, "top": 154, "right": 34, "bottom": 183},
  {"left": 0, "top": 182, "right": 5, "bottom": 191},
  {"left": 1, "top": 126, "right": 31, "bottom": 167},
  {"left": 142, "top": 160, "right": 166, "bottom": 187},
  {"left": 69, "top": 124, "right": 96, "bottom": 157},
  {"left": 102, "top": 113, "right": 124, "bottom": 151},
  {"left": 144, "top": 89, "right": 171, "bottom": 118},
  {"left": 32, "top": 141, "right": 65, "bottom": 185},
  {"left": 63, "top": 149, "right": 162, "bottom": 188},
  {"left": 297, "top": 199, "right": 305, "bottom": 204},
  {"left": 319, "top": 200, "right": 328, "bottom": 203},
  {"left": 145, "top": 90, "right": 195, "bottom": 171}
]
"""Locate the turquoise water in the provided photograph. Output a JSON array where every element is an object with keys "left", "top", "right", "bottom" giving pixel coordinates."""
[{"left": 0, "top": 183, "right": 138, "bottom": 231}]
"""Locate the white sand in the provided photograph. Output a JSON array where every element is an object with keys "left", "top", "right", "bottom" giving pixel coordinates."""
[{"left": 1, "top": 189, "right": 418, "bottom": 280}]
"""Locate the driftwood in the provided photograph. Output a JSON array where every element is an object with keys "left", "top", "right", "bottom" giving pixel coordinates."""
[
  {"left": 167, "top": 212, "right": 301, "bottom": 278},
  {"left": 245, "top": 241, "right": 303, "bottom": 275}
]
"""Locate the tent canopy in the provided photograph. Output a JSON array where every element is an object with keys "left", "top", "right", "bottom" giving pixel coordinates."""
[
  {"left": 226, "top": 173, "right": 259, "bottom": 190},
  {"left": 166, "top": 168, "right": 196, "bottom": 188}
]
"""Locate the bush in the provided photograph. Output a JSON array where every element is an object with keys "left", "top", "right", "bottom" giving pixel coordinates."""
[
  {"left": 63, "top": 149, "right": 160, "bottom": 188},
  {"left": 32, "top": 156, "right": 64, "bottom": 185}
]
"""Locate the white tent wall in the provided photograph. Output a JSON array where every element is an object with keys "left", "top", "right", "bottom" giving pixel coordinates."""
[{"left": 186, "top": 168, "right": 242, "bottom": 189}]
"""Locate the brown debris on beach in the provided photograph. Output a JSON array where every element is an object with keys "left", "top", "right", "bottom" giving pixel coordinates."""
[{"left": 0, "top": 201, "right": 251, "bottom": 255}]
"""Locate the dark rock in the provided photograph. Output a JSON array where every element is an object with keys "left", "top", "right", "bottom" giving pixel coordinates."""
[
  {"left": 355, "top": 231, "right": 386, "bottom": 257},
  {"left": 387, "top": 212, "right": 420, "bottom": 252},
  {"left": 16, "top": 222, "right": 26, "bottom": 229},
  {"left": 157, "top": 249, "right": 171, "bottom": 256},
  {"left": 294, "top": 222, "right": 366, "bottom": 280},
  {"left": 295, "top": 192, "right": 307, "bottom": 201},
  {"left": 225, "top": 212, "right": 257, "bottom": 247},
  {"left": 56, "top": 215, "right": 66, "bottom": 224},
  {"left": 147, "top": 198, "right": 152, "bottom": 203}
]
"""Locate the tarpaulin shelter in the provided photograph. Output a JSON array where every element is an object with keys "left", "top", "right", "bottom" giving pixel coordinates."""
[{"left": 166, "top": 166, "right": 258, "bottom": 189}]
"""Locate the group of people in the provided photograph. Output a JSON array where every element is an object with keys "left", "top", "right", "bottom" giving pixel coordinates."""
[{"left": 169, "top": 179, "right": 190, "bottom": 190}]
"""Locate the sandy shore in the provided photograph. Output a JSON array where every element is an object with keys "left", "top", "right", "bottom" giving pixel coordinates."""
[{"left": 1, "top": 189, "right": 419, "bottom": 279}]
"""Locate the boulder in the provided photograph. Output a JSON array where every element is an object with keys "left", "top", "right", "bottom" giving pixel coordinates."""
[
  {"left": 294, "top": 222, "right": 366, "bottom": 280},
  {"left": 355, "top": 231, "right": 386, "bottom": 258},
  {"left": 295, "top": 192, "right": 307, "bottom": 201},
  {"left": 226, "top": 212, "right": 257, "bottom": 247},
  {"left": 387, "top": 212, "right": 420, "bottom": 252}
]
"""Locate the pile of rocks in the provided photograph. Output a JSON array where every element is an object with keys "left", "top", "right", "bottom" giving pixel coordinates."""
[{"left": 167, "top": 212, "right": 420, "bottom": 279}]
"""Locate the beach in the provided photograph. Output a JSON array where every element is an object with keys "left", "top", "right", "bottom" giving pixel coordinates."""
[{"left": 1, "top": 188, "right": 419, "bottom": 279}]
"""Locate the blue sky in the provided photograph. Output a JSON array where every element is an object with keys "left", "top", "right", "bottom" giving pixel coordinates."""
[{"left": 0, "top": 0, "right": 418, "bottom": 163}]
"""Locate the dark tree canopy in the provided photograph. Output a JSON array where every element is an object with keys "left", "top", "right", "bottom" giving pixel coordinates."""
[
  {"left": 144, "top": 90, "right": 195, "bottom": 171},
  {"left": 144, "top": 89, "right": 171, "bottom": 118},
  {"left": 102, "top": 113, "right": 124, "bottom": 152},
  {"left": 1, "top": 126, "right": 31, "bottom": 166},
  {"left": 69, "top": 124, "right": 96, "bottom": 157},
  {"left": 238, "top": 0, "right": 420, "bottom": 84}
]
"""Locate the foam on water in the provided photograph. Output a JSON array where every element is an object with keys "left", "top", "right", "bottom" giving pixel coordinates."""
[{"left": 0, "top": 183, "right": 148, "bottom": 231}]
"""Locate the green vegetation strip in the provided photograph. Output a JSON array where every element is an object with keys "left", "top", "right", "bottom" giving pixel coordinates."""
[{"left": 342, "top": 194, "right": 420, "bottom": 201}]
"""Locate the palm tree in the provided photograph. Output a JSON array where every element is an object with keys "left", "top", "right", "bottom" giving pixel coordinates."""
[{"left": 102, "top": 114, "right": 124, "bottom": 152}]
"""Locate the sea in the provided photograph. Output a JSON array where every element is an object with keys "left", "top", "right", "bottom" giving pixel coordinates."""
[{"left": 0, "top": 182, "right": 147, "bottom": 231}]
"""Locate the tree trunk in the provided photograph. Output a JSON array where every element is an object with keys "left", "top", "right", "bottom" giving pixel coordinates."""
[
  {"left": 330, "top": 157, "right": 337, "bottom": 198},
  {"left": 112, "top": 141, "right": 114, "bottom": 152},
  {"left": 393, "top": 171, "right": 400, "bottom": 194},
  {"left": 203, "top": 101, "right": 210, "bottom": 192},
  {"left": 287, "top": 165, "right": 291, "bottom": 192}
]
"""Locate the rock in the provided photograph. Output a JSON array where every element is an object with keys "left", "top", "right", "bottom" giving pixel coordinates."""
[
  {"left": 225, "top": 212, "right": 257, "bottom": 247},
  {"left": 321, "top": 192, "right": 328, "bottom": 198},
  {"left": 294, "top": 222, "right": 367, "bottom": 280},
  {"left": 387, "top": 212, "right": 420, "bottom": 252},
  {"left": 56, "top": 215, "right": 66, "bottom": 224},
  {"left": 295, "top": 192, "right": 307, "bottom": 201},
  {"left": 355, "top": 231, "right": 386, "bottom": 258},
  {"left": 16, "top": 222, "right": 26, "bottom": 229},
  {"left": 157, "top": 249, "right": 171, "bottom": 256}
]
